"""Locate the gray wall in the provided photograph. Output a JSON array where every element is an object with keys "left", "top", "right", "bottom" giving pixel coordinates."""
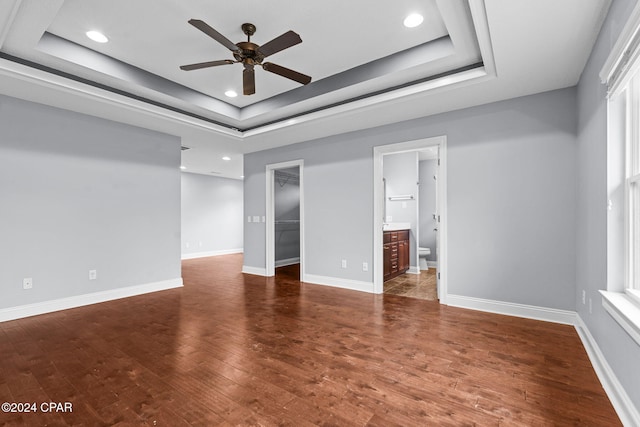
[
  {"left": 181, "top": 172, "right": 243, "bottom": 256},
  {"left": 384, "top": 151, "right": 418, "bottom": 269},
  {"left": 419, "top": 159, "right": 438, "bottom": 262},
  {"left": 274, "top": 167, "right": 300, "bottom": 263},
  {"left": 244, "top": 140, "right": 373, "bottom": 282},
  {"left": 576, "top": 0, "right": 640, "bottom": 410},
  {"left": 244, "top": 86, "right": 577, "bottom": 310},
  {"left": 0, "top": 95, "right": 181, "bottom": 310}
]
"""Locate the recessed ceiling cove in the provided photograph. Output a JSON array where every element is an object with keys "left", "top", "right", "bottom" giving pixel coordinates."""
[{"left": 0, "top": 0, "right": 487, "bottom": 131}]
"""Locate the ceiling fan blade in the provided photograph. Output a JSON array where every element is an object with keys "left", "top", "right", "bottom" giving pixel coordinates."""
[
  {"left": 257, "top": 31, "right": 302, "bottom": 58},
  {"left": 188, "top": 19, "right": 240, "bottom": 52},
  {"left": 180, "top": 60, "right": 234, "bottom": 71},
  {"left": 262, "top": 62, "right": 312, "bottom": 85},
  {"left": 243, "top": 66, "right": 256, "bottom": 95}
]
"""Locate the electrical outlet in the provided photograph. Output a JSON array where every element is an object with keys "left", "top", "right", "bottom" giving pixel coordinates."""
[
  {"left": 23, "top": 278, "right": 33, "bottom": 289},
  {"left": 89, "top": 270, "right": 97, "bottom": 280},
  {"left": 341, "top": 259, "right": 347, "bottom": 269},
  {"left": 362, "top": 262, "right": 368, "bottom": 272},
  {"left": 582, "top": 290, "right": 586, "bottom": 305}
]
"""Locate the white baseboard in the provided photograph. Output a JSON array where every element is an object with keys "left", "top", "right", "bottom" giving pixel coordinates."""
[
  {"left": 446, "top": 294, "right": 577, "bottom": 325},
  {"left": 275, "top": 257, "right": 300, "bottom": 267},
  {"left": 0, "top": 278, "right": 183, "bottom": 323},
  {"left": 303, "top": 274, "right": 374, "bottom": 293},
  {"left": 575, "top": 315, "right": 640, "bottom": 426},
  {"left": 242, "top": 265, "right": 267, "bottom": 276},
  {"left": 181, "top": 248, "right": 243, "bottom": 260},
  {"left": 407, "top": 266, "right": 420, "bottom": 275}
]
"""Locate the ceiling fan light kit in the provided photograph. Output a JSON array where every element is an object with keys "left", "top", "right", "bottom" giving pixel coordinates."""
[{"left": 180, "top": 20, "right": 312, "bottom": 96}]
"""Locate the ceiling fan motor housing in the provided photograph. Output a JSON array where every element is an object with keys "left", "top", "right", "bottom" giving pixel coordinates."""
[{"left": 234, "top": 41, "right": 263, "bottom": 65}]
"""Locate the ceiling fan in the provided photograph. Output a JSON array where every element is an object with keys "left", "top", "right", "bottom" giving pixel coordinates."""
[{"left": 180, "top": 19, "right": 312, "bottom": 96}]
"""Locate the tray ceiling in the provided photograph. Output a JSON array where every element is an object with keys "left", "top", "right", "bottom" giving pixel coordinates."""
[{"left": 0, "top": 0, "right": 612, "bottom": 178}]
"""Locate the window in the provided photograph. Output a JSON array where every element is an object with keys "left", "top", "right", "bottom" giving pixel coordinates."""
[
  {"left": 600, "top": 4, "right": 640, "bottom": 346},
  {"left": 625, "top": 76, "right": 640, "bottom": 302}
]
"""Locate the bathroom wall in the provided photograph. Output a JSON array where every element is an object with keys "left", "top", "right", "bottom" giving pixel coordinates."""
[
  {"left": 383, "top": 151, "right": 419, "bottom": 270},
  {"left": 419, "top": 159, "right": 438, "bottom": 262},
  {"left": 274, "top": 167, "right": 300, "bottom": 265}
]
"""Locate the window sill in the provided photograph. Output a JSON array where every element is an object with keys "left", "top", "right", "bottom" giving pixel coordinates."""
[{"left": 600, "top": 290, "right": 640, "bottom": 347}]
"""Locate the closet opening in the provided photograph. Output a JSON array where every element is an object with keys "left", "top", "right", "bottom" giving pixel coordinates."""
[
  {"left": 265, "top": 160, "right": 305, "bottom": 280},
  {"left": 273, "top": 167, "right": 300, "bottom": 280}
]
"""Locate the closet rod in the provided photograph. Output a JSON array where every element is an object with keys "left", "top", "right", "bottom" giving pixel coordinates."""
[{"left": 388, "top": 195, "right": 414, "bottom": 201}]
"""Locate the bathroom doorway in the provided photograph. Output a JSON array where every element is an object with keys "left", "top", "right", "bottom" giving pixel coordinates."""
[
  {"left": 265, "top": 160, "right": 304, "bottom": 280},
  {"left": 373, "top": 137, "right": 447, "bottom": 303}
]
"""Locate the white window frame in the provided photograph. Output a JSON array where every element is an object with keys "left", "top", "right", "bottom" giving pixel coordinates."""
[
  {"left": 626, "top": 77, "right": 640, "bottom": 295},
  {"left": 599, "top": 2, "right": 640, "bottom": 347}
]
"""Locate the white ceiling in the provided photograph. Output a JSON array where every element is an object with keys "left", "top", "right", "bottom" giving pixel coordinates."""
[{"left": 0, "top": 0, "right": 611, "bottom": 179}]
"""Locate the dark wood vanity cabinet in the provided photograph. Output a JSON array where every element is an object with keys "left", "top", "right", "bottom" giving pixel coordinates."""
[{"left": 383, "top": 229, "right": 410, "bottom": 281}]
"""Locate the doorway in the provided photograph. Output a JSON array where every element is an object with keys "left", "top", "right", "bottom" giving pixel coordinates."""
[
  {"left": 274, "top": 167, "right": 300, "bottom": 279},
  {"left": 373, "top": 137, "right": 447, "bottom": 303},
  {"left": 265, "top": 160, "right": 304, "bottom": 279}
]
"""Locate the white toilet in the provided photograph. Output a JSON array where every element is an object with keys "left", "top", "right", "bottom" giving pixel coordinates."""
[{"left": 419, "top": 247, "right": 431, "bottom": 270}]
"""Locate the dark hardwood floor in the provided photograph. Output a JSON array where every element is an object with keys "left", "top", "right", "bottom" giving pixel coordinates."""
[{"left": 0, "top": 254, "right": 620, "bottom": 426}]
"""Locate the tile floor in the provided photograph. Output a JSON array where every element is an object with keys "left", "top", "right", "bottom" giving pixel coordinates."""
[{"left": 383, "top": 268, "right": 438, "bottom": 300}]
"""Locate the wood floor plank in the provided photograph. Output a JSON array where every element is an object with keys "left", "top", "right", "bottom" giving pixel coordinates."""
[{"left": 0, "top": 254, "right": 621, "bottom": 426}]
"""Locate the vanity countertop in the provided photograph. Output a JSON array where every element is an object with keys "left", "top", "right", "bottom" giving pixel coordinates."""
[{"left": 383, "top": 222, "right": 411, "bottom": 231}]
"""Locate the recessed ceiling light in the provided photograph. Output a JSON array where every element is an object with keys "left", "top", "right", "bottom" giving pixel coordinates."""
[
  {"left": 225, "top": 90, "right": 238, "bottom": 98},
  {"left": 86, "top": 30, "right": 109, "bottom": 43},
  {"left": 403, "top": 13, "right": 424, "bottom": 28},
  {"left": 240, "top": 175, "right": 245, "bottom": 179},
  {"left": 222, "top": 156, "right": 231, "bottom": 161},
  {"left": 180, "top": 165, "right": 186, "bottom": 170}
]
